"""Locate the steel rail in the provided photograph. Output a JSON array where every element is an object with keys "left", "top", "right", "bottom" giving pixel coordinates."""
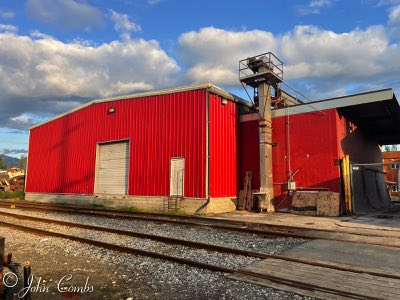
[
  {"left": 0, "top": 210, "right": 267, "bottom": 259},
  {"left": 0, "top": 201, "right": 303, "bottom": 238},
  {"left": 0, "top": 200, "right": 396, "bottom": 238},
  {"left": 1, "top": 201, "right": 400, "bottom": 247},
  {"left": 1, "top": 210, "right": 400, "bottom": 281},
  {"left": 0, "top": 219, "right": 382, "bottom": 300}
]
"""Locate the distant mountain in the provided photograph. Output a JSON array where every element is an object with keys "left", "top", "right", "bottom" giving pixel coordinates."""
[{"left": 0, "top": 154, "right": 20, "bottom": 169}]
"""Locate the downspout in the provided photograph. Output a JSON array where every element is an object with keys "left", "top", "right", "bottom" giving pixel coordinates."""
[
  {"left": 205, "top": 87, "right": 211, "bottom": 206},
  {"left": 286, "top": 104, "right": 292, "bottom": 181},
  {"left": 24, "top": 130, "right": 30, "bottom": 196}
]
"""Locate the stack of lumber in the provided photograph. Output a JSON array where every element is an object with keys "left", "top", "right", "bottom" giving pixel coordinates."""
[{"left": 238, "top": 172, "right": 254, "bottom": 211}]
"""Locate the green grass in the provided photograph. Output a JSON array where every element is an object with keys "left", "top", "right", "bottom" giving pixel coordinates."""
[
  {"left": 110, "top": 206, "right": 189, "bottom": 215},
  {"left": 0, "top": 190, "right": 25, "bottom": 200},
  {"left": 164, "top": 209, "right": 190, "bottom": 216},
  {"left": 114, "top": 206, "right": 154, "bottom": 213}
]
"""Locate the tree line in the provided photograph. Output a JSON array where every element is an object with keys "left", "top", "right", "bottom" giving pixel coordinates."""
[{"left": 0, "top": 155, "right": 27, "bottom": 171}]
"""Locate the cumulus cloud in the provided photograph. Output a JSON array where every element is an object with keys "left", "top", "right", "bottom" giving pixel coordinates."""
[
  {"left": 0, "top": 32, "right": 179, "bottom": 129},
  {"left": 0, "top": 24, "right": 17, "bottom": 33},
  {"left": 2, "top": 1, "right": 400, "bottom": 133},
  {"left": 109, "top": 10, "right": 141, "bottom": 33},
  {"left": 26, "top": 0, "right": 103, "bottom": 31},
  {"left": 177, "top": 24, "right": 400, "bottom": 97},
  {"left": 178, "top": 27, "right": 276, "bottom": 85}
]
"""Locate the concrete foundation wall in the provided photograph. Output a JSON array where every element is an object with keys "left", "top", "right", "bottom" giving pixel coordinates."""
[{"left": 25, "top": 193, "right": 237, "bottom": 215}]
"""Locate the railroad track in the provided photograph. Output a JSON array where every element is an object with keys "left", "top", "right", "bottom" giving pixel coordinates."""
[
  {"left": 0, "top": 201, "right": 400, "bottom": 248},
  {"left": 0, "top": 201, "right": 305, "bottom": 238},
  {"left": 0, "top": 209, "right": 398, "bottom": 299}
]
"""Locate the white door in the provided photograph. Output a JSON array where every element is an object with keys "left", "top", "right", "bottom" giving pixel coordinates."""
[
  {"left": 170, "top": 158, "right": 184, "bottom": 196},
  {"left": 95, "top": 141, "right": 129, "bottom": 195}
]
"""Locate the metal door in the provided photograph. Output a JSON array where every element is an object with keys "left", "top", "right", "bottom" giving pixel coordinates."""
[
  {"left": 95, "top": 141, "right": 129, "bottom": 195},
  {"left": 170, "top": 158, "right": 184, "bottom": 196}
]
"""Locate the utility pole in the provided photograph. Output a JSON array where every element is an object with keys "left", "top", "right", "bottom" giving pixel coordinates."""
[{"left": 258, "top": 68, "right": 275, "bottom": 212}]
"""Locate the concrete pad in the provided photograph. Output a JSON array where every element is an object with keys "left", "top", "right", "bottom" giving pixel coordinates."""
[
  {"left": 284, "top": 239, "right": 400, "bottom": 274},
  {"left": 211, "top": 209, "right": 400, "bottom": 237}
]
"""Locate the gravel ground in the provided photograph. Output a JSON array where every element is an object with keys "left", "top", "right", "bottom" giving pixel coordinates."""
[
  {"left": 0, "top": 207, "right": 308, "bottom": 256},
  {"left": 0, "top": 226, "right": 314, "bottom": 300},
  {"left": 0, "top": 214, "right": 259, "bottom": 270}
]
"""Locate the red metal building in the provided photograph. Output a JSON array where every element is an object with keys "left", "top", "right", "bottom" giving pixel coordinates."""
[
  {"left": 25, "top": 84, "right": 400, "bottom": 214},
  {"left": 383, "top": 151, "right": 400, "bottom": 201},
  {"left": 240, "top": 88, "right": 400, "bottom": 212},
  {"left": 25, "top": 84, "right": 240, "bottom": 213}
]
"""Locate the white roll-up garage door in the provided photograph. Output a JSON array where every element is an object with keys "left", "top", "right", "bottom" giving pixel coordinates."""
[{"left": 95, "top": 141, "right": 129, "bottom": 195}]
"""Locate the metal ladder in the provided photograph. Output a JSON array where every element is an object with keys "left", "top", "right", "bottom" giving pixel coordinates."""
[{"left": 163, "top": 196, "right": 183, "bottom": 212}]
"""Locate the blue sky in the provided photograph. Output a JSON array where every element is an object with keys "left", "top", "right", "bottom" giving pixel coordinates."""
[{"left": 0, "top": 0, "right": 400, "bottom": 157}]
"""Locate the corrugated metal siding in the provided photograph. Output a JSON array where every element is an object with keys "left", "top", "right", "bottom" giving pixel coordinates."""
[
  {"left": 272, "top": 109, "right": 341, "bottom": 208},
  {"left": 240, "top": 109, "right": 342, "bottom": 208},
  {"left": 239, "top": 119, "right": 260, "bottom": 190},
  {"left": 209, "top": 94, "right": 238, "bottom": 197},
  {"left": 26, "top": 90, "right": 206, "bottom": 198}
]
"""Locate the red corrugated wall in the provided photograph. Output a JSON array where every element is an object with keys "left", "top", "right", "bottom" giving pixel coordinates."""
[
  {"left": 26, "top": 89, "right": 207, "bottom": 198},
  {"left": 209, "top": 94, "right": 238, "bottom": 198},
  {"left": 240, "top": 109, "right": 342, "bottom": 208},
  {"left": 239, "top": 119, "right": 260, "bottom": 190}
]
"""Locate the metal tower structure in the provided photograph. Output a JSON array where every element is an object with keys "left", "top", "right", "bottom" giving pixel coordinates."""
[{"left": 239, "top": 52, "right": 284, "bottom": 212}]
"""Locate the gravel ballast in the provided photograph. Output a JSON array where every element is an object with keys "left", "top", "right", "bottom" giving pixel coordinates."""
[
  {"left": 0, "top": 226, "right": 314, "bottom": 300},
  {"left": 0, "top": 207, "right": 314, "bottom": 299},
  {"left": 0, "top": 207, "right": 308, "bottom": 256}
]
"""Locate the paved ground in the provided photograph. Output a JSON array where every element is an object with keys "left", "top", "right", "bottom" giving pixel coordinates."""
[
  {"left": 211, "top": 207, "right": 400, "bottom": 235},
  {"left": 283, "top": 239, "right": 400, "bottom": 274}
]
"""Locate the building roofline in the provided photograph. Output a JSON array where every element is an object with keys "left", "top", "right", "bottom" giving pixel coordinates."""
[
  {"left": 272, "top": 88, "right": 395, "bottom": 118},
  {"left": 30, "top": 83, "right": 249, "bottom": 130}
]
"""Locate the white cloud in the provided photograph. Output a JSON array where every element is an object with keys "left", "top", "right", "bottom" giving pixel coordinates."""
[
  {"left": 0, "top": 33, "right": 179, "bottom": 97},
  {"left": 178, "top": 27, "right": 277, "bottom": 84},
  {"left": 0, "top": 32, "right": 179, "bottom": 129},
  {"left": 281, "top": 25, "right": 388, "bottom": 79},
  {"left": 10, "top": 114, "right": 34, "bottom": 124},
  {"left": 387, "top": 4, "right": 400, "bottom": 38},
  {"left": 30, "top": 30, "right": 53, "bottom": 40},
  {"left": 26, "top": 0, "right": 103, "bottom": 30},
  {"left": 309, "top": 0, "right": 332, "bottom": 8},
  {"left": 2, "top": 1, "right": 400, "bottom": 131},
  {"left": 109, "top": 10, "right": 141, "bottom": 33},
  {"left": 8, "top": 114, "right": 37, "bottom": 129},
  {"left": 296, "top": 0, "right": 333, "bottom": 15},
  {"left": 177, "top": 24, "right": 400, "bottom": 97},
  {"left": 0, "top": 24, "right": 17, "bottom": 32},
  {"left": 0, "top": 11, "right": 15, "bottom": 20},
  {"left": 148, "top": 0, "right": 164, "bottom": 5},
  {"left": 389, "top": 4, "right": 400, "bottom": 23},
  {"left": 377, "top": 0, "right": 400, "bottom": 6}
]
